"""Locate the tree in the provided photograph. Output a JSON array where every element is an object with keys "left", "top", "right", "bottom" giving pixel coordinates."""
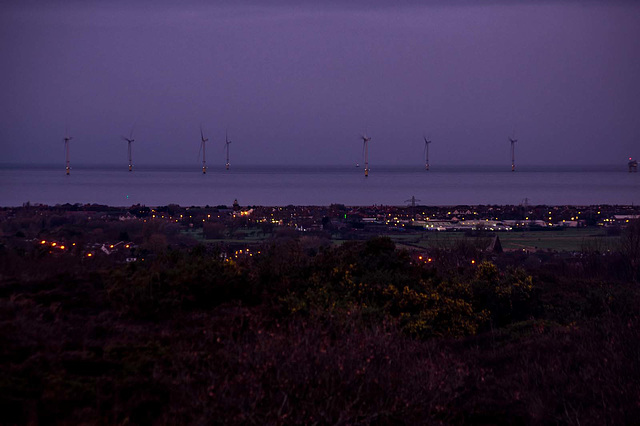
[{"left": 620, "top": 219, "right": 640, "bottom": 281}]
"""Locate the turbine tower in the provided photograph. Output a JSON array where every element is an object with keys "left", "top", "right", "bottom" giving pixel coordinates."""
[
  {"left": 199, "top": 125, "right": 208, "bottom": 174},
  {"left": 64, "top": 130, "right": 73, "bottom": 175},
  {"left": 225, "top": 130, "right": 232, "bottom": 170},
  {"left": 121, "top": 127, "right": 135, "bottom": 172},
  {"left": 423, "top": 135, "right": 432, "bottom": 170},
  {"left": 509, "top": 133, "right": 518, "bottom": 172},
  {"left": 360, "top": 133, "right": 372, "bottom": 177}
]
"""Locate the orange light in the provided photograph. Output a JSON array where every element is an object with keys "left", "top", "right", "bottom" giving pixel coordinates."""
[
  {"left": 51, "top": 242, "right": 56, "bottom": 247},
  {"left": 418, "top": 256, "right": 423, "bottom": 260},
  {"left": 428, "top": 258, "right": 432, "bottom": 262},
  {"left": 125, "top": 245, "right": 130, "bottom": 248},
  {"left": 471, "top": 260, "right": 476, "bottom": 264},
  {"left": 87, "top": 253, "right": 92, "bottom": 257},
  {"left": 59, "top": 245, "right": 65, "bottom": 250},
  {"left": 41, "top": 240, "right": 46, "bottom": 244},
  {"left": 110, "top": 245, "right": 114, "bottom": 248}
]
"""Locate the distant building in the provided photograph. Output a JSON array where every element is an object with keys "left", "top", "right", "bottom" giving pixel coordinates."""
[{"left": 486, "top": 235, "right": 503, "bottom": 253}]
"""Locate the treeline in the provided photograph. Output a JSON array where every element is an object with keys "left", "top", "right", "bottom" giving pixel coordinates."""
[{"left": 1, "top": 229, "right": 640, "bottom": 424}]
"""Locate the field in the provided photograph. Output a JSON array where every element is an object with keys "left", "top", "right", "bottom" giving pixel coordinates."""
[
  {"left": 184, "top": 226, "right": 621, "bottom": 252},
  {"left": 381, "top": 228, "right": 620, "bottom": 252}
]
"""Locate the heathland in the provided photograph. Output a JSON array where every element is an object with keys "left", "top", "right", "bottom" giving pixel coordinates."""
[{"left": 1, "top": 203, "right": 639, "bottom": 424}]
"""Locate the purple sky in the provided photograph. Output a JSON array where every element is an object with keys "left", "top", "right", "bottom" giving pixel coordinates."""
[{"left": 1, "top": 0, "right": 639, "bottom": 166}]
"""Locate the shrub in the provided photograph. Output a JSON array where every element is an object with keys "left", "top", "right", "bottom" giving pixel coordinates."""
[
  {"left": 106, "top": 249, "right": 251, "bottom": 318},
  {"left": 472, "top": 261, "right": 536, "bottom": 327}
]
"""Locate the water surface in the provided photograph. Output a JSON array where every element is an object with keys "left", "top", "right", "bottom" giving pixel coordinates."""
[{"left": 1, "top": 164, "right": 638, "bottom": 206}]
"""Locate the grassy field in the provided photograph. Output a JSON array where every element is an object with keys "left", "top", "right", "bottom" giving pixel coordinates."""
[
  {"left": 182, "top": 228, "right": 270, "bottom": 244},
  {"left": 184, "top": 227, "right": 620, "bottom": 252},
  {"left": 382, "top": 228, "right": 620, "bottom": 252}
]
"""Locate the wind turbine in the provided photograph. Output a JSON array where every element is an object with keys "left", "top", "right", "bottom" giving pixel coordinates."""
[
  {"left": 360, "top": 132, "right": 372, "bottom": 177},
  {"left": 199, "top": 125, "right": 208, "bottom": 174},
  {"left": 509, "top": 132, "right": 518, "bottom": 172},
  {"left": 225, "top": 130, "right": 231, "bottom": 170},
  {"left": 121, "top": 126, "right": 135, "bottom": 172},
  {"left": 423, "top": 135, "right": 432, "bottom": 170},
  {"left": 64, "top": 129, "right": 73, "bottom": 175}
]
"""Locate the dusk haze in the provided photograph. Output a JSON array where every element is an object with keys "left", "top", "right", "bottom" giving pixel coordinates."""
[
  {"left": 2, "top": 2, "right": 640, "bottom": 425},
  {"left": 2, "top": 0, "right": 639, "bottom": 167}
]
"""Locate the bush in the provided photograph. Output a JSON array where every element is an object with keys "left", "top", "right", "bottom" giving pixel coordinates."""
[
  {"left": 106, "top": 249, "right": 251, "bottom": 318},
  {"left": 472, "top": 261, "right": 536, "bottom": 327}
]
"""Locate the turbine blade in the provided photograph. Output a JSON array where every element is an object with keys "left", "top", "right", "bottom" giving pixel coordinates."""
[
  {"left": 198, "top": 141, "right": 202, "bottom": 161},
  {"left": 200, "top": 125, "right": 205, "bottom": 142}
]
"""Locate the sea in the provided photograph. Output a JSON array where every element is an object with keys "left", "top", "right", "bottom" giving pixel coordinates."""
[{"left": 1, "top": 164, "right": 638, "bottom": 207}]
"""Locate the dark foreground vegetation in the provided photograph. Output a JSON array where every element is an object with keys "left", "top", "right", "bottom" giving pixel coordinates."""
[{"left": 1, "top": 217, "right": 640, "bottom": 424}]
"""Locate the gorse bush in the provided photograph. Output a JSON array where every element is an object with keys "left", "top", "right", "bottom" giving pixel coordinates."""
[
  {"left": 472, "top": 261, "right": 536, "bottom": 327},
  {"left": 275, "top": 238, "right": 530, "bottom": 338},
  {"left": 102, "top": 238, "right": 539, "bottom": 338},
  {"left": 3, "top": 235, "right": 640, "bottom": 424},
  {"left": 385, "top": 280, "right": 489, "bottom": 338}
]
